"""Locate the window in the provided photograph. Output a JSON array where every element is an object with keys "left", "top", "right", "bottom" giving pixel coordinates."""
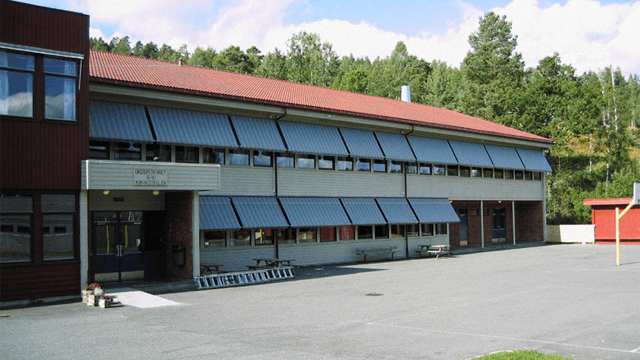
[
  {"left": 297, "top": 154, "right": 316, "bottom": 169},
  {"left": 230, "top": 229, "right": 251, "bottom": 246},
  {"left": 504, "top": 169, "right": 514, "bottom": 179},
  {"left": 515, "top": 170, "right": 524, "bottom": 180},
  {"left": 202, "top": 230, "right": 226, "bottom": 247},
  {"left": 357, "top": 225, "right": 373, "bottom": 240},
  {"left": 204, "top": 148, "right": 225, "bottom": 165},
  {"left": 318, "top": 156, "right": 334, "bottom": 170},
  {"left": 460, "top": 166, "right": 471, "bottom": 177},
  {"left": 373, "top": 159, "right": 387, "bottom": 173},
  {"left": 420, "top": 163, "right": 432, "bottom": 175},
  {"left": 421, "top": 223, "right": 433, "bottom": 236},
  {"left": 146, "top": 144, "right": 171, "bottom": 162},
  {"left": 176, "top": 146, "right": 199, "bottom": 163},
  {"left": 375, "top": 224, "right": 389, "bottom": 239},
  {"left": 276, "top": 228, "right": 296, "bottom": 244},
  {"left": 277, "top": 153, "right": 294, "bottom": 168},
  {"left": 435, "top": 223, "right": 447, "bottom": 235},
  {"left": 356, "top": 158, "right": 371, "bottom": 172},
  {"left": 533, "top": 172, "right": 542, "bottom": 181},
  {"left": 433, "top": 164, "right": 445, "bottom": 175},
  {"left": 114, "top": 142, "right": 142, "bottom": 161},
  {"left": 447, "top": 165, "right": 459, "bottom": 176},
  {"left": 389, "top": 161, "right": 403, "bottom": 173},
  {"left": 525, "top": 171, "right": 533, "bottom": 180},
  {"left": 229, "top": 149, "right": 249, "bottom": 165},
  {"left": 90, "top": 141, "right": 110, "bottom": 159},
  {"left": 0, "top": 51, "right": 34, "bottom": 118},
  {"left": 390, "top": 225, "right": 405, "bottom": 238},
  {"left": 339, "top": 226, "right": 355, "bottom": 240},
  {"left": 337, "top": 157, "right": 353, "bottom": 171},
  {"left": 494, "top": 168, "right": 504, "bottom": 179},
  {"left": 407, "top": 224, "right": 419, "bottom": 237},
  {"left": 41, "top": 194, "right": 75, "bottom": 261},
  {"left": 253, "top": 151, "right": 273, "bottom": 167},
  {"left": 471, "top": 168, "right": 482, "bottom": 178},
  {"left": 44, "top": 57, "right": 77, "bottom": 121},
  {"left": 1, "top": 194, "right": 33, "bottom": 263},
  {"left": 406, "top": 162, "right": 418, "bottom": 174},
  {"left": 320, "top": 227, "right": 336, "bottom": 242},
  {"left": 254, "top": 229, "right": 274, "bottom": 245},
  {"left": 298, "top": 228, "right": 316, "bottom": 243},
  {"left": 483, "top": 168, "right": 493, "bottom": 178}
]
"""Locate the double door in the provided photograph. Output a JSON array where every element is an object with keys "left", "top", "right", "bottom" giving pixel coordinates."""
[{"left": 92, "top": 211, "right": 144, "bottom": 283}]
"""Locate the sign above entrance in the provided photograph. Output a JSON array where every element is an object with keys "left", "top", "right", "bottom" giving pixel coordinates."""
[{"left": 134, "top": 169, "right": 168, "bottom": 186}]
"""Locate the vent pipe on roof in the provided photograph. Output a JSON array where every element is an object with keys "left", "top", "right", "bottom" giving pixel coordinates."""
[
  {"left": 401, "top": 85, "right": 411, "bottom": 103},
  {"left": 178, "top": 57, "right": 183, "bottom": 66}
]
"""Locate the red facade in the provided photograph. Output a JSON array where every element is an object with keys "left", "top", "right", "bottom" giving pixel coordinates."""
[{"left": 584, "top": 199, "right": 640, "bottom": 244}]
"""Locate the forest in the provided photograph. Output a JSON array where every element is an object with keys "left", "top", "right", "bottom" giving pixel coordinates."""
[{"left": 90, "top": 12, "right": 640, "bottom": 225}]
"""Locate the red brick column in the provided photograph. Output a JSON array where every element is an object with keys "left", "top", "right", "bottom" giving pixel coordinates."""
[
  {"left": 165, "top": 192, "right": 193, "bottom": 279},
  {"left": 515, "top": 201, "right": 544, "bottom": 242}
]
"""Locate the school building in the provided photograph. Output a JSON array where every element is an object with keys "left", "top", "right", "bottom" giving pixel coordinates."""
[{"left": 0, "top": 1, "right": 553, "bottom": 303}]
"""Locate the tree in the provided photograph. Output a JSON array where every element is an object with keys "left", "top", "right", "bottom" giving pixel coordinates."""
[
  {"left": 188, "top": 46, "right": 217, "bottom": 68},
  {"left": 212, "top": 46, "right": 252, "bottom": 74},
  {"left": 255, "top": 48, "right": 287, "bottom": 80},
  {"left": 461, "top": 12, "right": 525, "bottom": 123},
  {"left": 111, "top": 36, "right": 132, "bottom": 55},
  {"left": 422, "top": 60, "right": 464, "bottom": 111},
  {"left": 366, "top": 42, "right": 430, "bottom": 100},
  {"left": 90, "top": 37, "right": 110, "bottom": 51},
  {"left": 285, "top": 31, "right": 339, "bottom": 87}
]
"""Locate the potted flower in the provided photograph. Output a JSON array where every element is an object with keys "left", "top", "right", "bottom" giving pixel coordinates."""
[
  {"left": 85, "top": 283, "right": 102, "bottom": 306},
  {"left": 98, "top": 295, "right": 112, "bottom": 308},
  {"left": 81, "top": 285, "right": 92, "bottom": 304}
]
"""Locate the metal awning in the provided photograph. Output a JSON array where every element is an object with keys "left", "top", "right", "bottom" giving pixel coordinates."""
[
  {"left": 279, "top": 122, "right": 348, "bottom": 156},
  {"left": 339, "top": 127, "right": 385, "bottom": 159},
  {"left": 89, "top": 101, "right": 154, "bottom": 142},
  {"left": 485, "top": 145, "right": 525, "bottom": 170},
  {"left": 279, "top": 197, "right": 351, "bottom": 227},
  {"left": 230, "top": 116, "right": 286, "bottom": 151},
  {"left": 147, "top": 107, "right": 238, "bottom": 147},
  {"left": 375, "top": 132, "right": 416, "bottom": 161},
  {"left": 340, "top": 198, "right": 387, "bottom": 225},
  {"left": 199, "top": 197, "right": 241, "bottom": 230},
  {"left": 516, "top": 148, "right": 553, "bottom": 173},
  {"left": 376, "top": 198, "right": 418, "bottom": 224},
  {"left": 409, "top": 198, "right": 461, "bottom": 223},
  {"left": 230, "top": 197, "right": 289, "bottom": 229},
  {"left": 407, "top": 136, "right": 458, "bottom": 165},
  {"left": 449, "top": 140, "right": 493, "bottom": 167}
]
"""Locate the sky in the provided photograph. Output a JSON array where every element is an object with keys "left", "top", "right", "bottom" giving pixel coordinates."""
[{"left": 19, "top": 0, "right": 640, "bottom": 76}]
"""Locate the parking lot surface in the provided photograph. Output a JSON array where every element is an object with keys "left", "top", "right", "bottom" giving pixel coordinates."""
[{"left": 2, "top": 244, "right": 640, "bottom": 360}]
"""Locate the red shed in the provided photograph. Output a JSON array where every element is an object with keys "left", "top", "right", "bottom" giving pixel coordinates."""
[{"left": 583, "top": 198, "right": 640, "bottom": 244}]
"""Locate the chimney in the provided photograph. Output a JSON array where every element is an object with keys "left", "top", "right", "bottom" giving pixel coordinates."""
[
  {"left": 178, "top": 57, "right": 183, "bottom": 66},
  {"left": 401, "top": 85, "right": 411, "bottom": 103}
]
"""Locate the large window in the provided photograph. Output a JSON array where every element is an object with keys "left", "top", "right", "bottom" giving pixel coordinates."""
[
  {"left": 42, "top": 194, "right": 75, "bottom": 261},
  {"left": 297, "top": 154, "right": 315, "bottom": 169},
  {"left": 204, "top": 148, "right": 225, "bottom": 165},
  {"left": 1, "top": 194, "right": 33, "bottom": 263},
  {"left": 44, "top": 57, "right": 77, "bottom": 121},
  {"left": 202, "top": 230, "right": 226, "bottom": 248},
  {"left": 357, "top": 225, "right": 373, "bottom": 240},
  {"left": 229, "top": 149, "right": 250, "bottom": 165},
  {"left": 254, "top": 229, "right": 274, "bottom": 245},
  {"left": 253, "top": 151, "right": 273, "bottom": 167},
  {"left": 337, "top": 157, "right": 353, "bottom": 171},
  {"left": 1, "top": 50, "right": 79, "bottom": 121},
  {"left": 115, "top": 142, "right": 142, "bottom": 161}
]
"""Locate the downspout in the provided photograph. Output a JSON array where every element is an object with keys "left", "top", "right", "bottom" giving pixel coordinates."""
[{"left": 274, "top": 108, "right": 287, "bottom": 258}]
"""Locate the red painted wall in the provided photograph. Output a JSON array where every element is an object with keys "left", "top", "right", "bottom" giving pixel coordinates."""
[{"left": 592, "top": 207, "right": 640, "bottom": 242}]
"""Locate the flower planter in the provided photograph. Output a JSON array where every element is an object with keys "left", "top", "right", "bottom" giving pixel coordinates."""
[
  {"left": 86, "top": 294, "right": 97, "bottom": 306},
  {"left": 98, "top": 298, "right": 112, "bottom": 308},
  {"left": 81, "top": 290, "right": 91, "bottom": 304}
]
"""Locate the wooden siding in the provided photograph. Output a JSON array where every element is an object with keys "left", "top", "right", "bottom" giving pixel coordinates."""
[
  {"left": 82, "top": 160, "right": 220, "bottom": 191},
  {"left": 592, "top": 207, "right": 640, "bottom": 241},
  {"left": 407, "top": 175, "right": 544, "bottom": 201},
  {"left": 1, "top": 1, "right": 90, "bottom": 191},
  {"left": 278, "top": 170, "right": 404, "bottom": 197},
  {"left": 0, "top": 262, "right": 80, "bottom": 302}
]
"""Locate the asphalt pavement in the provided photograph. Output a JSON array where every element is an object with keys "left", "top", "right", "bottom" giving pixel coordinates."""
[{"left": 1, "top": 243, "right": 640, "bottom": 360}]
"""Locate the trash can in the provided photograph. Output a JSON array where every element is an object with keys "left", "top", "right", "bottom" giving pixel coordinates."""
[{"left": 172, "top": 244, "right": 186, "bottom": 266}]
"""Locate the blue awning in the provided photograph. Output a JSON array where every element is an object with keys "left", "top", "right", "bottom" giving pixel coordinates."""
[
  {"left": 340, "top": 198, "right": 387, "bottom": 225},
  {"left": 147, "top": 107, "right": 238, "bottom": 147},
  {"left": 279, "top": 197, "right": 351, "bottom": 227},
  {"left": 89, "top": 101, "right": 154, "bottom": 142},
  {"left": 376, "top": 198, "right": 418, "bottom": 224},
  {"left": 199, "top": 197, "right": 241, "bottom": 230},
  {"left": 339, "top": 127, "right": 385, "bottom": 159},
  {"left": 516, "top": 148, "right": 553, "bottom": 173},
  {"left": 449, "top": 140, "right": 493, "bottom": 167},
  {"left": 230, "top": 197, "right": 289, "bottom": 229},
  {"left": 230, "top": 116, "right": 286, "bottom": 151},
  {"left": 407, "top": 136, "right": 458, "bottom": 165},
  {"left": 375, "top": 132, "right": 416, "bottom": 161},
  {"left": 485, "top": 145, "right": 525, "bottom": 169},
  {"left": 409, "top": 198, "right": 460, "bottom": 223},
  {"left": 279, "top": 121, "right": 348, "bottom": 156}
]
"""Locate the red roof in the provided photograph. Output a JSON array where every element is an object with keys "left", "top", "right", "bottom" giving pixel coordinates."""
[
  {"left": 583, "top": 198, "right": 635, "bottom": 206},
  {"left": 89, "top": 50, "right": 553, "bottom": 145}
]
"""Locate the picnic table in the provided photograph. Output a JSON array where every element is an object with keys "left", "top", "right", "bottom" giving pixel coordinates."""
[
  {"left": 248, "top": 258, "right": 296, "bottom": 269},
  {"left": 427, "top": 244, "right": 453, "bottom": 258},
  {"left": 200, "top": 264, "right": 224, "bottom": 274},
  {"left": 415, "top": 245, "right": 432, "bottom": 258}
]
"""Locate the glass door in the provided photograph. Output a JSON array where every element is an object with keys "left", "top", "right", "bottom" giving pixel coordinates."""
[
  {"left": 93, "top": 211, "right": 144, "bottom": 283},
  {"left": 459, "top": 209, "right": 468, "bottom": 246}
]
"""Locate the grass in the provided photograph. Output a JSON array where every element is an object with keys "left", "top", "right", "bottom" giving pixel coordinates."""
[{"left": 474, "top": 350, "right": 575, "bottom": 360}]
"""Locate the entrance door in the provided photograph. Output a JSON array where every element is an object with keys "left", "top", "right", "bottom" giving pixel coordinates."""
[
  {"left": 93, "top": 211, "right": 144, "bottom": 283},
  {"left": 492, "top": 208, "right": 507, "bottom": 243},
  {"left": 459, "top": 209, "right": 468, "bottom": 246}
]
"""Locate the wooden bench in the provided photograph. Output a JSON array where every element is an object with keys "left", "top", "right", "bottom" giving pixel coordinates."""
[{"left": 356, "top": 246, "right": 399, "bottom": 262}]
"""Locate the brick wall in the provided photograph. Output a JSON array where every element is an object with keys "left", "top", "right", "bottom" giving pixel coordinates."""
[
  {"left": 165, "top": 192, "right": 193, "bottom": 279},
  {"left": 515, "top": 201, "right": 544, "bottom": 242}
]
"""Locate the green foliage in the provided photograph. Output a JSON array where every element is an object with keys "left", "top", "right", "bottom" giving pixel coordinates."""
[
  {"left": 285, "top": 31, "right": 339, "bottom": 87},
  {"left": 476, "top": 350, "right": 574, "bottom": 360}
]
